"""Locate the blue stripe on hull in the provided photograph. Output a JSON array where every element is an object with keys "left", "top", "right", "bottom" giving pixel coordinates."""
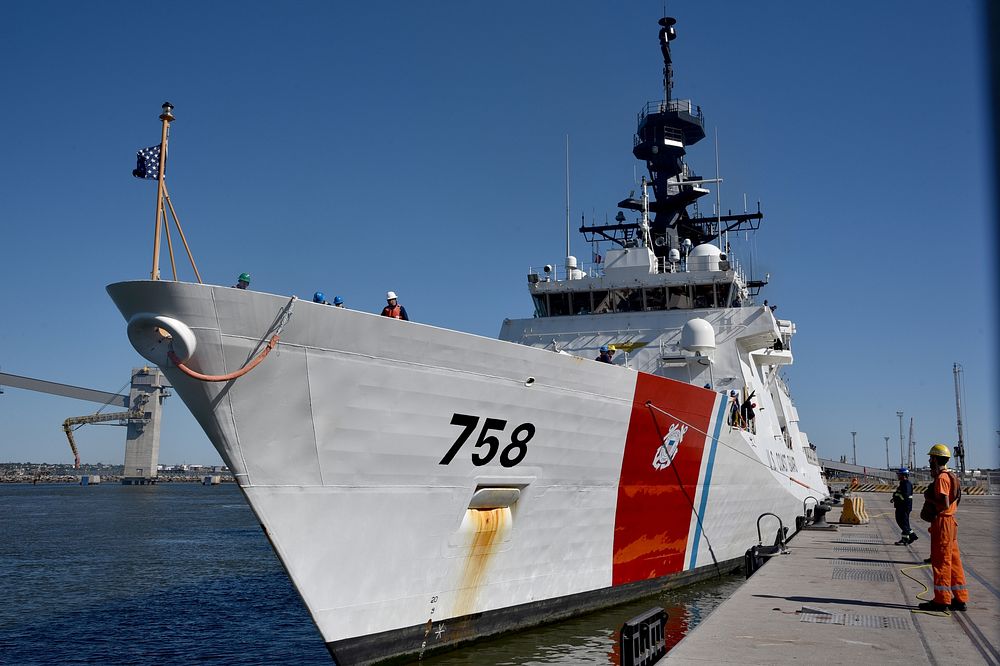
[{"left": 689, "top": 396, "right": 728, "bottom": 569}]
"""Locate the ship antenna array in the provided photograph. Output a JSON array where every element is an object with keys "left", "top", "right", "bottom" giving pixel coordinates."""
[
  {"left": 565, "top": 135, "right": 571, "bottom": 262},
  {"left": 146, "top": 102, "right": 202, "bottom": 284},
  {"left": 715, "top": 127, "right": 722, "bottom": 250}
]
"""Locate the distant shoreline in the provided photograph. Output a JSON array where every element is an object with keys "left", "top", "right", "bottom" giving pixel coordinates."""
[{"left": 0, "top": 474, "right": 236, "bottom": 484}]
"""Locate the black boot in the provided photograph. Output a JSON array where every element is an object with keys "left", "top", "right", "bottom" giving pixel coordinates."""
[
  {"left": 949, "top": 600, "right": 967, "bottom": 611},
  {"left": 917, "top": 601, "right": 949, "bottom": 611},
  {"left": 894, "top": 538, "right": 908, "bottom": 545},
  {"left": 907, "top": 532, "right": 918, "bottom": 544}
]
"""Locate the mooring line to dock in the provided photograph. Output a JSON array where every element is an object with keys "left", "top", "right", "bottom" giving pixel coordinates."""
[
  {"left": 644, "top": 400, "right": 722, "bottom": 577},
  {"left": 644, "top": 401, "right": 826, "bottom": 494}
]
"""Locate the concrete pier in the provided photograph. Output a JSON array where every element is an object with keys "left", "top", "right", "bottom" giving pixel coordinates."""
[{"left": 666, "top": 492, "right": 999, "bottom": 665}]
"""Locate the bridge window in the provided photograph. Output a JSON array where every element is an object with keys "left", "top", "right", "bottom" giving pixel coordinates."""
[
  {"left": 617, "top": 288, "right": 644, "bottom": 312},
  {"left": 592, "top": 290, "right": 613, "bottom": 314},
  {"left": 668, "top": 286, "right": 691, "bottom": 309},
  {"left": 532, "top": 295, "right": 547, "bottom": 317},
  {"left": 692, "top": 284, "right": 717, "bottom": 309},
  {"left": 548, "top": 293, "right": 571, "bottom": 317},
  {"left": 645, "top": 287, "right": 667, "bottom": 311}
]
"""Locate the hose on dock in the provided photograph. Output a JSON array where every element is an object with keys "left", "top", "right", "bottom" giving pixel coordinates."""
[{"left": 900, "top": 564, "right": 951, "bottom": 616}]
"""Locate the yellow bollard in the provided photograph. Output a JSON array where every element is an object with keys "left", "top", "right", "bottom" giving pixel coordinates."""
[{"left": 840, "top": 496, "right": 870, "bottom": 524}]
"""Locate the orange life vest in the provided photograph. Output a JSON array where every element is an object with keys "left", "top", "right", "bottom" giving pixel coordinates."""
[{"left": 382, "top": 304, "right": 402, "bottom": 319}]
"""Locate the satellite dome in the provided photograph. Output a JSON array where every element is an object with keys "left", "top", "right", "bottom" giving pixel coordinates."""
[
  {"left": 681, "top": 318, "right": 716, "bottom": 352},
  {"left": 687, "top": 243, "right": 723, "bottom": 271}
]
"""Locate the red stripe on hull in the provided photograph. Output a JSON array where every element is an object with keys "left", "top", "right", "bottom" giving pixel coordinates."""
[{"left": 612, "top": 373, "right": 718, "bottom": 585}]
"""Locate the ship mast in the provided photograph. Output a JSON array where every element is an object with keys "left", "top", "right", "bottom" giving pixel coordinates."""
[{"left": 659, "top": 17, "right": 675, "bottom": 102}]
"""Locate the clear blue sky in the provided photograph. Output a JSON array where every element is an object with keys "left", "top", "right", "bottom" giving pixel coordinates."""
[{"left": 2, "top": 1, "right": 996, "bottom": 471}]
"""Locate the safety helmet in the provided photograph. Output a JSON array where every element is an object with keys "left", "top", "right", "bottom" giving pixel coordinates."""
[
  {"left": 386, "top": 291, "right": 397, "bottom": 300},
  {"left": 238, "top": 272, "right": 251, "bottom": 283},
  {"left": 928, "top": 443, "right": 951, "bottom": 458},
  {"left": 313, "top": 291, "right": 325, "bottom": 303},
  {"left": 333, "top": 296, "right": 343, "bottom": 305},
  {"left": 599, "top": 345, "right": 609, "bottom": 353},
  {"left": 898, "top": 467, "right": 909, "bottom": 475},
  {"left": 607, "top": 344, "right": 616, "bottom": 351}
]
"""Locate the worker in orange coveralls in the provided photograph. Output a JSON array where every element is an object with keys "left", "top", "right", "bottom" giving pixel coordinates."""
[{"left": 918, "top": 443, "right": 968, "bottom": 612}]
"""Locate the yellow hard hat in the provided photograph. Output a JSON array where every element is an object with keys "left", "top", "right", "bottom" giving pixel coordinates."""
[
  {"left": 607, "top": 344, "right": 616, "bottom": 351},
  {"left": 927, "top": 443, "right": 951, "bottom": 458}
]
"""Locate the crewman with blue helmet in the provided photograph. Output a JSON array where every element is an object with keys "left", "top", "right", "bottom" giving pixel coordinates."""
[
  {"left": 313, "top": 291, "right": 328, "bottom": 304},
  {"left": 333, "top": 296, "right": 344, "bottom": 308},
  {"left": 595, "top": 344, "right": 615, "bottom": 364},
  {"left": 891, "top": 466, "right": 916, "bottom": 545}
]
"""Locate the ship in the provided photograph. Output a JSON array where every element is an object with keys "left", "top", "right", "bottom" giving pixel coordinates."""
[{"left": 108, "top": 16, "right": 828, "bottom": 665}]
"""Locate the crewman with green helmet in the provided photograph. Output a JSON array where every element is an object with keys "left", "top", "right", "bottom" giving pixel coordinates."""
[{"left": 234, "top": 272, "right": 251, "bottom": 290}]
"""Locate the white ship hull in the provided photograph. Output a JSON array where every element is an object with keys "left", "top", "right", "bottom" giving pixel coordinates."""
[{"left": 108, "top": 279, "right": 827, "bottom": 664}]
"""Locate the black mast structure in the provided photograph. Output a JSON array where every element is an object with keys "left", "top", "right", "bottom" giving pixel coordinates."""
[{"left": 581, "top": 16, "right": 764, "bottom": 256}]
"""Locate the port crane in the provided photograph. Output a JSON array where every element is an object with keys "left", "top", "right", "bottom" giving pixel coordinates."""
[
  {"left": 61, "top": 393, "right": 149, "bottom": 468},
  {"left": 0, "top": 367, "right": 170, "bottom": 483}
]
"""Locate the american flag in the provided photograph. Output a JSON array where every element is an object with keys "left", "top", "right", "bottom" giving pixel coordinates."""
[{"left": 132, "top": 144, "right": 161, "bottom": 179}]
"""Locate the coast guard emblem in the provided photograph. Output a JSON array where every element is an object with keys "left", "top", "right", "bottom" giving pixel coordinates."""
[{"left": 652, "top": 423, "right": 688, "bottom": 470}]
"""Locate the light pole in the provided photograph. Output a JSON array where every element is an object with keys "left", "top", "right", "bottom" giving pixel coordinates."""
[
  {"left": 851, "top": 431, "right": 857, "bottom": 466},
  {"left": 884, "top": 436, "right": 890, "bottom": 469},
  {"left": 896, "top": 411, "right": 905, "bottom": 468}
]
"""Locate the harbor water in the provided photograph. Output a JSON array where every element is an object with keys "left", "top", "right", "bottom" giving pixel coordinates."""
[{"left": 1, "top": 483, "right": 744, "bottom": 665}]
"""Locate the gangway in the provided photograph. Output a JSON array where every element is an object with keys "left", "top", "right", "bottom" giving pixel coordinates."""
[{"left": 0, "top": 367, "right": 170, "bottom": 484}]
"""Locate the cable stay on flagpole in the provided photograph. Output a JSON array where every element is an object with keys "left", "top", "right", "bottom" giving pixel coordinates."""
[
  {"left": 132, "top": 101, "right": 203, "bottom": 284},
  {"left": 161, "top": 199, "right": 178, "bottom": 280},
  {"left": 162, "top": 183, "right": 202, "bottom": 283}
]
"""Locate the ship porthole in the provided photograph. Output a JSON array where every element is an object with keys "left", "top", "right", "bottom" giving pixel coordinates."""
[{"left": 524, "top": 376, "right": 536, "bottom": 387}]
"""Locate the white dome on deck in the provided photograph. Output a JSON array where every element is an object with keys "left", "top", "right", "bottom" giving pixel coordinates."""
[
  {"left": 687, "top": 243, "right": 723, "bottom": 271},
  {"left": 689, "top": 244, "right": 722, "bottom": 257},
  {"left": 681, "top": 318, "right": 716, "bottom": 352}
]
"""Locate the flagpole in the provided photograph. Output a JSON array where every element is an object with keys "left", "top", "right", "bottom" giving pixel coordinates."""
[{"left": 150, "top": 102, "right": 174, "bottom": 280}]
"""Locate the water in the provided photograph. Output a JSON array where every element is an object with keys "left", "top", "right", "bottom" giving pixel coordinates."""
[{"left": 0, "top": 484, "right": 744, "bottom": 665}]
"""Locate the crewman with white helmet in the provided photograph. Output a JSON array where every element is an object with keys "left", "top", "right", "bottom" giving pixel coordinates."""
[{"left": 381, "top": 291, "right": 409, "bottom": 320}]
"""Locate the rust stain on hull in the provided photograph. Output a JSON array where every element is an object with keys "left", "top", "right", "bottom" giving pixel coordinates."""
[{"left": 453, "top": 507, "right": 507, "bottom": 618}]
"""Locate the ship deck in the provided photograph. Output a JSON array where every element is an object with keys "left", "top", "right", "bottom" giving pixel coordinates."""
[{"left": 665, "top": 492, "right": 999, "bottom": 665}]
